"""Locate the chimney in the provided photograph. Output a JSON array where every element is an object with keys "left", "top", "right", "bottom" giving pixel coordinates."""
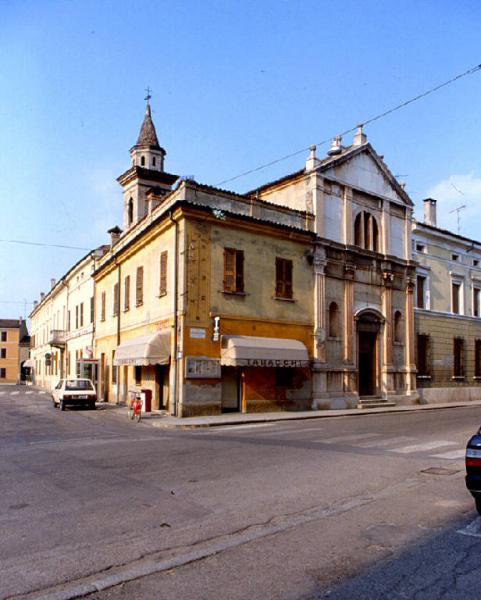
[
  {"left": 40, "top": 292, "right": 45, "bottom": 301},
  {"left": 33, "top": 300, "right": 38, "bottom": 309},
  {"left": 423, "top": 198, "right": 437, "bottom": 227},
  {"left": 353, "top": 124, "right": 367, "bottom": 146},
  {"left": 327, "top": 135, "right": 342, "bottom": 156},
  {"left": 306, "top": 144, "right": 320, "bottom": 171},
  {"left": 107, "top": 226, "right": 123, "bottom": 249},
  {"left": 50, "top": 278, "right": 56, "bottom": 289}
]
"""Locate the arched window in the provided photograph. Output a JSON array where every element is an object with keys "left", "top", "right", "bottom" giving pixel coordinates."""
[
  {"left": 328, "top": 302, "right": 340, "bottom": 338},
  {"left": 128, "top": 198, "right": 134, "bottom": 226},
  {"left": 152, "top": 156, "right": 156, "bottom": 167},
  {"left": 141, "top": 155, "right": 145, "bottom": 166},
  {"left": 354, "top": 211, "right": 379, "bottom": 252},
  {"left": 393, "top": 310, "right": 402, "bottom": 343}
]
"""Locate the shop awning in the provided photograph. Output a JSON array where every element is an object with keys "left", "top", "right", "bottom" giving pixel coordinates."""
[
  {"left": 23, "top": 359, "right": 34, "bottom": 368},
  {"left": 114, "top": 331, "right": 170, "bottom": 366},
  {"left": 220, "top": 335, "right": 310, "bottom": 368}
]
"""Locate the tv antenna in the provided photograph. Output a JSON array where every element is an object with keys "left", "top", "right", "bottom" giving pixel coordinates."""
[{"left": 449, "top": 204, "right": 466, "bottom": 234}]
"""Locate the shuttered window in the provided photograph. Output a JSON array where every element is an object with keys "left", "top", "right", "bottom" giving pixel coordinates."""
[
  {"left": 113, "top": 283, "right": 119, "bottom": 316},
  {"left": 416, "top": 334, "right": 431, "bottom": 377},
  {"left": 223, "top": 248, "right": 244, "bottom": 293},
  {"left": 160, "top": 251, "right": 168, "bottom": 296},
  {"left": 124, "top": 275, "right": 130, "bottom": 311},
  {"left": 275, "top": 258, "right": 293, "bottom": 299},
  {"left": 136, "top": 266, "right": 144, "bottom": 306},
  {"left": 453, "top": 337, "right": 465, "bottom": 378},
  {"left": 101, "top": 291, "right": 106, "bottom": 322}
]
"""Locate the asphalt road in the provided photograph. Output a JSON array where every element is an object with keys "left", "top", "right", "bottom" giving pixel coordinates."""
[{"left": 1, "top": 385, "right": 481, "bottom": 600}]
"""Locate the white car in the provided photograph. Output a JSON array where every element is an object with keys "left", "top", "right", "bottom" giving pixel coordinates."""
[{"left": 52, "top": 378, "right": 97, "bottom": 411}]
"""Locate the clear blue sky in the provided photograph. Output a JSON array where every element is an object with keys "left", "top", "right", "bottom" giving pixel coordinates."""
[{"left": 2, "top": 0, "right": 481, "bottom": 319}]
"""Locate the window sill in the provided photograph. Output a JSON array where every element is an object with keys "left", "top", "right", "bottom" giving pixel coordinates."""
[
  {"left": 273, "top": 296, "right": 295, "bottom": 303},
  {"left": 221, "top": 290, "right": 247, "bottom": 297},
  {"left": 451, "top": 376, "right": 465, "bottom": 381},
  {"left": 136, "top": 302, "right": 144, "bottom": 308}
]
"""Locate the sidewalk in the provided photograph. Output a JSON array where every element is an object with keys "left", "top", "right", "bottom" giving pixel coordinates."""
[{"left": 125, "top": 400, "right": 481, "bottom": 429}]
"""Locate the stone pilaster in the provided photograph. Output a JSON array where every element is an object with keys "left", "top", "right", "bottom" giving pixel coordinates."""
[
  {"left": 311, "top": 247, "right": 327, "bottom": 407},
  {"left": 405, "top": 275, "right": 417, "bottom": 395},
  {"left": 381, "top": 269, "right": 394, "bottom": 395}
]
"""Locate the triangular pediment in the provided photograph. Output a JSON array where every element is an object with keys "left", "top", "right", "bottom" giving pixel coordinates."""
[{"left": 321, "top": 144, "right": 413, "bottom": 207}]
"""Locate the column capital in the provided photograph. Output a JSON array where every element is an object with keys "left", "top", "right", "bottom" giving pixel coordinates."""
[
  {"left": 344, "top": 263, "right": 356, "bottom": 279},
  {"left": 382, "top": 271, "right": 394, "bottom": 287}
]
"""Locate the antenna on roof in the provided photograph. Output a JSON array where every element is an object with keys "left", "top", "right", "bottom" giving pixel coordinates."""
[{"left": 449, "top": 204, "right": 466, "bottom": 235}]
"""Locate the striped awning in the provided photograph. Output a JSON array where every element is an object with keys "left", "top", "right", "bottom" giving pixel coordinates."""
[
  {"left": 114, "top": 331, "right": 170, "bottom": 366},
  {"left": 220, "top": 335, "right": 310, "bottom": 368}
]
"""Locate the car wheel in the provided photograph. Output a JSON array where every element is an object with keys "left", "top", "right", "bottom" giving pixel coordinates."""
[
  {"left": 89, "top": 401, "right": 96, "bottom": 410},
  {"left": 475, "top": 497, "right": 481, "bottom": 516},
  {"left": 60, "top": 399, "right": 65, "bottom": 411}
]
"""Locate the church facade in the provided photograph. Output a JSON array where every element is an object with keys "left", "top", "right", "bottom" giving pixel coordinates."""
[{"left": 93, "top": 102, "right": 418, "bottom": 416}]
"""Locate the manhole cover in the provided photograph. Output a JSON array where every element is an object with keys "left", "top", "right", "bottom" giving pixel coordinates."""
[{"left": 421, "top": 467, "right": 460, "bottom": 476}]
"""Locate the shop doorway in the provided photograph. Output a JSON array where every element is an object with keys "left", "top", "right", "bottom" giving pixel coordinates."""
[
  {"left": 221, "top": 367, "right": 241, "bottom": 412},
  {"left": 155, "top": 364, "right": 169, "bottom": 410},
  {"left": 357, "top": 312, "right": 381, "bottom": 397}
]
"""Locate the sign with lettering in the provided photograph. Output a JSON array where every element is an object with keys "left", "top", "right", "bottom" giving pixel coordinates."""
[
  {"left": 185, "top": 356, "right": 221, "bottom": 379},
  {"left": 190, "top": 328, "right": 206, "bottom": 339},
  {"left": 243, "top": 359, "right": 309, "bottom": 368}
]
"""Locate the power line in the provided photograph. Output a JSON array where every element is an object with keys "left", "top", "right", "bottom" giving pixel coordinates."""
[
  {"left": 0, "top": 239, "right": 91, "bottom": 251},
  {"left": 215, "top": 62, "right": 481, "bottom": 188}
]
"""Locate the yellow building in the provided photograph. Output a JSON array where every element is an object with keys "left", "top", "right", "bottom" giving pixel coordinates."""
[
  {"left": 0, "top": 319, "right": 29, "bottom": 384},
  {"left": 94, "top": 104, "right": 417, "bottom": 416},
  {"left": 413, "top": 199, "right": 481, "bottom": 402}
]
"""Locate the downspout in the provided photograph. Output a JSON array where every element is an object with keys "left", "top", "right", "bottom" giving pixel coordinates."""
[
  {"left": 169, "top": 210, "right": 179, "bottom": 417},
  {"left": 116, "top": 260, "right": 121, "bottom": 403},
  {"left": 92, "top": 252, "right": 99, "bottom": 399}
]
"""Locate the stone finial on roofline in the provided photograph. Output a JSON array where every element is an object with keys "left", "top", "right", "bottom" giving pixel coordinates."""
[{"left": 353, "top": 123, "right": 367, "bottom": 146}]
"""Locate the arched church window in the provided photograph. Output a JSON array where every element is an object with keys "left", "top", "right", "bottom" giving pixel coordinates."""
[
  {"left": 152, "top": 156, "right": 156, "bottom": 167},
  {"left": 141, "top": 155, "right": 145, "bottom": 166},
  {"left": 394, "top": 310, "right": 403, "bottom": 343},
  {"left": 354, "top": 211, "right": 379, "bottom": 252},
  {"left": 128, "top": 198, "right": 134, "bottom": 226},
  {"left": 354, "top": 213, "right": 363, "bottom": 247},
  {"left": 328, "top": 302, "right": 340, "bottom": 338}
]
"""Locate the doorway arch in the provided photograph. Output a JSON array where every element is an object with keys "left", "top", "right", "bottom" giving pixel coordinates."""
[{"left": 356, "top": 310, "right": 383, "bottom": 397}]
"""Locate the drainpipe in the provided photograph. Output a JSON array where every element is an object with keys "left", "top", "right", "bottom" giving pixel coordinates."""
[
  {"left": 169, "top": 210, "right": 179, "bottom": 417},
  {"left": 116, "top": 260, "right": 121, "bottom": 403}
]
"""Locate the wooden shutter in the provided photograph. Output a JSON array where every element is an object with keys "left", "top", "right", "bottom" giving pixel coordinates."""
[
  {"left": 124, "top": 275, "right": 130, "bottom": 311},
  {"left": 160, "top": 251, "right": 168, "bottom": 295},
  {"left": 113, "top": 283, "right": 119, "bottom": 316},
  {"left": 276, "top": 258, "right": 293, "bottom": 299},
  {"left": 101, "top": 291, "right": 106, "bottom": 321},
  {"left": 235, "top": 250, "right": 244, "bottom": 293},
  {"left": 136, "top": 266, "right": 144, "bottom": 306},
  {"left": 224, "top": 249, "right": 235, "bottom": 292}
]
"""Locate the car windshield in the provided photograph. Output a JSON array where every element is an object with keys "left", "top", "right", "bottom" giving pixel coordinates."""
[{"left": 65, "top": 380, "right": 94, "bottom": 391}]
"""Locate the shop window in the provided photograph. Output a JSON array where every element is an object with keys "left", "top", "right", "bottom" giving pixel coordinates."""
[
  {"left": 354, "top": 211, "right": 379, "bottom": 251},
  {"left": 452, "top": 282, "right": 461, "bottom": 314},
  {"left": 113, "top": 283, "right": 119, "bottom": 316},
  {"left": 223, "top": 248, "right": 244, "bottom": 293},
  {"left": 0, "top": 332, "right": 6, "bottom": 342},
  {"left": 328, "top": 302, "right": 340, "bottom": 338},
  {"left": 393, "top": 311, "right": 402, "bottom": 343},
  {"left": 475, "top": 340, "right": 481, "bottom": 378},
  {"left": 416, "top": 276, "right": 426, "bottom": 309},
  {"left": 0, "top": 368, "right": 5, "bottom": 378},
  {"left": 124, "top": 275, "right": 130, "bottom": 311},
  {"left": 416, "top": 334, "right": 431, "bottom": 377},
  {"left": 453, "top": 337, "right": 465, "bottom": 378},
  {"left": 135, "top": 366, "right": 142, "bottom": 385},
  {"left": 101, "top": 291, "right": 106, "bottom": 322},
  {"left": 275, "top": 368, "right": 293, "bottom": 387},
  {"left": 136, "top": 266, "right": 144, "bottom": 306},
  {"left": 275, "top": 257, "right": 293, "bottom": 299},
  {"left": 160, "top": 251, "right": 168, "bottom": 296}
]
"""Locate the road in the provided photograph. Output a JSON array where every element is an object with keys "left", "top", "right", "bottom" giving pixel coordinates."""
[{"left": 1, "top": 385, "right": 481, "bottom": 600}]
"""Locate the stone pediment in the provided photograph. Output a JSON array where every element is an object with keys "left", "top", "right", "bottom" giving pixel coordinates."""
[{"left": 321, "top": 144, "right": 413, "bottom": 207}]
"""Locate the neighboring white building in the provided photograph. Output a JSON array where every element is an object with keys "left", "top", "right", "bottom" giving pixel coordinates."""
[{"left": 29, "top": 246, "right": 108, "bottom": 391}]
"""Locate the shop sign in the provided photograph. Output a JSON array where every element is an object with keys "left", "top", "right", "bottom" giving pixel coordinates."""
[
  {"left": 185, "top": 356, "right": 221, "bottom": 379},
  {"left": 190, "top": 328, "right": 206, "bottom": 339},
  {"left": 244, "top": 359, "right": 308, "bottom": 368}
]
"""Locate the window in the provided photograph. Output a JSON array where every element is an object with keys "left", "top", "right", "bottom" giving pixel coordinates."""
[
  {"left": 141, "top": 155, "right": 145, "bottom": 166},
  {"left": 416, "top": 276, "right": 426, "bottom": 309},
  {"left": 416, "top": 243, "right": 426, "bottom": 253},
  {"left": 101, "top": 291, "right": 106, "bottom": 322},
  {"left": 475, "top": 341, "right": 481, "bottom": 378},
  {"left": 328, "top": 302, "right": 340, "bottom": 337},
  {"left": 0, "top": 368, "right": 5, "bottom": 378},
  {"left": 452, "top": 254, "right": 459, "bottom": 262},
  {"left": 0, "top": 332, "right": 6, "bottom": 342},
  {"left": 67, "top": 311, "right": 71, "bottom": 331},
  {"left": 128, "top": 198, "right": 134, "bottom": 226},
  {"left": 354, "top": 211, "right": 379, "bottom": 251},
  {"left": 90, "top": 296, "right": 94, "bottom": 324},
  {"left": 275, "top": 258, "right": 293, "bottom": 299},
  {"left": 416, "top": 334, "right": 431, "bottom": 377},
  {"left": 452, "top": 282, "right": 461, "bottom": 314},
  {"left": 223, "top": 248, "right": 244, "bottom": 293},
  {"left": 152, "top": 156, "right": 156, "bottom": 167},
  {"left": 136, "top": 266, "right": 144, "bottom": 306},
  {"left": 474, "top": 259, "right": 479, "bottom": 267},
  {"left": 75, "top": 305, "right": 79, "bottom": 329},
  {"left": 113, "top": 283, "right": 119, "bottom": 316},
  {"left": 453, "top": 337, "right": 465, "bottom": 378},
  {"left": 135, "top": 365, "right": 142, "bottom": 385},
  {"left": 160, "top": 251, "right": 168, "bottom": 296},
  {"left": 124, "top": 275, "right": 130, "bottom": 311},
  {"left": 0, "top": 348, "right": 6, "bottom": 359},
  {"left": 111, "top": 351, "right": 117, "bottom": 384},
  {"left": 393, "top": 311, "right": 403, "bottom": 343},
  {"left": 474, "top": 288, "right": 480, "bottom": 317},
  {"left": 80, "top": 302, "right": 84, "bottom": 327}
]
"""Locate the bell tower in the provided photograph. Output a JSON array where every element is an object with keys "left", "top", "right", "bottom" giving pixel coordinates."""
[{"left": 118, "top": 91, "right": 178, "bottom": 231}]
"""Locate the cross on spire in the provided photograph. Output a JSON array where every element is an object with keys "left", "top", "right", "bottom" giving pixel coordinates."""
[{"left": 144, "top": 86, "right": 152, "bottom": 104}]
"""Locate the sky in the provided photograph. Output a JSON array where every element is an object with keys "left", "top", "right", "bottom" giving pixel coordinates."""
[{"left": 2, "top": 0, "right": 481, "bottom": 319}]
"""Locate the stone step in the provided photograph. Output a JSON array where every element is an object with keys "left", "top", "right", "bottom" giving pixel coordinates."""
[{"left": 357, "top": 399, "right": 397, "bottom": 409}]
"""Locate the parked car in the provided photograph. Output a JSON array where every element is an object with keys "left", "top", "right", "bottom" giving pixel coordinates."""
[
  {"left": 465, "top": 430, "right": 481, "bottom": 514},
  {"left": 52, "top": 378, "right": 97, "bottom": 411}
]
